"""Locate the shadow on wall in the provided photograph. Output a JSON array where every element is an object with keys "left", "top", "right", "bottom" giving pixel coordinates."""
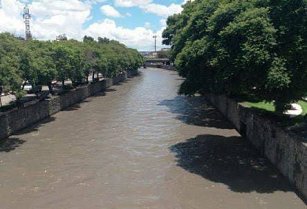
[
  {"left": 169, "top": 134, "right": 294, "bottom": 193},
  {"left": 63, "top": 88, "right": 117, "bottom": 111},
  {"left": 0, "top": 137, "right": 25, "bottom": 152},
  {"left": 13, "top": 116, "right": 56, "bottom": 136},
  {"left": 159, "top": 96, "right": 233, "bottom": 129},
  {"left": 0, "top": 87, "right": 119, "bottom": 152}
]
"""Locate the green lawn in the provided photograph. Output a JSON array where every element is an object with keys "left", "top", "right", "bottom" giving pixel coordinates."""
[
  {"left": 298, "top": 100, "right": 307, "bottom": 116},
  {"left": 243, "top": 101, "right": 275, "bottom": 112},
  {"left": 242, "top": 100, "right": 307, "bottom": 116},
  {"left": 242, "top": 100, "right": 307, "bottom": 126}
]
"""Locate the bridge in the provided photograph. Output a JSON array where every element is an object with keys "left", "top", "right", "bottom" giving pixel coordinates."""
[{"left": 144, "top": 58, "right": 174, "bottom": 70}]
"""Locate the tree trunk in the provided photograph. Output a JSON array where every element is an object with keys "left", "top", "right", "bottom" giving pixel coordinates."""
[
  {"left": 47, "top": 82, "right": 53, "bottom": 95},
  {"left": 22, "top": 82, "right": 26, "bottom": 90},
  {"left": 92, "top": 71, "right": 95, "bottom": 82},
  {"left": 85, "top": 74, "right": 89, "bottom": 84},
  {"left": 274, "top": 101, "right": 288, "bottom": 116},
  {"left": 62, "top": 80, "right": 65, "bottom": 87}
]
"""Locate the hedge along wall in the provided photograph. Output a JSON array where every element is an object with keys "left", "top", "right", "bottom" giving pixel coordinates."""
[
  {"left": 205, "top": 94, "right": 307, "bottom": 200},
  {"left": 0, "top": 70, "right": 137, "bottom": 141}
]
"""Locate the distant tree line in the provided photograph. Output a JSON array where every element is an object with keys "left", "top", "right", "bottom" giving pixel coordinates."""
[
  {"left": 0, "top": 33, "right": 143, "bottom": 102},
  {"left": 163, "top": 0, "right": 307, "bottom": 113}
]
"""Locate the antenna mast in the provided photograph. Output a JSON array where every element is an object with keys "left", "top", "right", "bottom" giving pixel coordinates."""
[{"left": 23, "top": 4, "right": 32, "bottom": 40}]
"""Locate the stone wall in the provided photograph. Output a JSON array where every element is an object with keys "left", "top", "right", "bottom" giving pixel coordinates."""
[
  {"left": 205, "top": 94, "right": 307, "bottom": 200},
  {"left": 0, "top": 71, "right": 133, "bottom": 141}
]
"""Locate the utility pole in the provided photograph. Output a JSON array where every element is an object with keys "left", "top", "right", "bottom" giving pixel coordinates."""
[
  {"left": 23, "top": 4, "right": 32, "bottom": 40},
  {"left": 153, "top": 35, "right": 157, "bottom": 53}
]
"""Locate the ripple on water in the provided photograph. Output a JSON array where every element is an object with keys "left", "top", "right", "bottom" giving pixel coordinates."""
[{"left": 0, "top": 68, "right": 305, "bottom": 209}]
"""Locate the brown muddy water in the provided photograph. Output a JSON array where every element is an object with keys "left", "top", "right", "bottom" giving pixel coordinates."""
[{"left": 0, "top": 68, "right": 305, "bottom": 209}]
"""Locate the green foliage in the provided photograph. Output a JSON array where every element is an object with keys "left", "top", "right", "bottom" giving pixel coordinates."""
[
  {"left": 163, "top": 0, "right": 307, "bottom": 113},
  {"left": 0, "top": 33, "right": 143, "bottom": 103},
  {"left": 0, "top": 33, "right": 23, "bottom": 97},
  {"left": 157, "top": 50, "right": 171, "bottom": 59}
]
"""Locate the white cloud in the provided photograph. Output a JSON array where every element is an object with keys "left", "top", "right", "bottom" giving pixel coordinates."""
[
  {"left": 0, "top": 0, "right": 181, "bottom": 50},
  {"left": 0, "top": 0, "right": 25, "bottom": 37},
  {"left": 160, "top": 18, "right": 166, "bottom": 27},
  {"left": 0, "top": 0, "right": 92, "bottom": 40},
  {"left": 114, "top": 0, "right": 152, "bottom": 7},
  {"left": 100, "top": 5, "right": 122, "bottom": 18},
  {"left": 140, "top": 3, "right": 183, "bottom": 17},
  {"left": 85, "top": 0, "right": 108, "bottom": 4},
  {"left": 114, "top": 0, "right": 184, "bottom": 17},
  {"left": 85, "top": 18, "right": 164, "bottom": 51},
  {"left": 30, "top": 0, "right": 91, "bottom": 40}
]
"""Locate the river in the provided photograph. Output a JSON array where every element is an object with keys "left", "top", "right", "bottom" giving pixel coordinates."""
[{"left": 0, "top": 68, "right": 305, "bottom": 208}]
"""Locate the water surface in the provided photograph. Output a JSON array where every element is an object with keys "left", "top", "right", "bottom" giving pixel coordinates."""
[{"left": 0, "top": 68, "right": 305, "bottom": 208}]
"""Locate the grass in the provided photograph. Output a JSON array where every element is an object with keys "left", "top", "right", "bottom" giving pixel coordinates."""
[
  {"left": 298, "top": 100, "right": 307, "bottom": 116},
  {"left": 242, "top": 100, "right": 307, "bottom": 127},
  {"left": 243, "top": 100, "right": 307, "bottom": 115},
  {"left": 243, "top": 101, "right": 275, "bottom": 112}
]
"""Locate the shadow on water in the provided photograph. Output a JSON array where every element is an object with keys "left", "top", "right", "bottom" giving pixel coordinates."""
[
  {"left": 159, "top": 96, "right": 233, "bottom": 129},
  {"left": 163, "top": 94, "right": 301, "bottom": 196},
  {"left": 92, "top": 88, "right": 117, "bottom": 98},
  {"left": 0, "top": 137, "right": 25, "bottom": 152},
  {"left": 113, "top": 80, "right": 128, "bottom": 86},
  {"left": 63, "top": 100, "right": 90, "bottom": 111},
  {"left": 170, "top": 134, "right": 295, "bottom": 194}
]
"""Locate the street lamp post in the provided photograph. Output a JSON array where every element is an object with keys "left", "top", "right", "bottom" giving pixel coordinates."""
[{"left": 153, "top": 35, "right": 157, "bottom": 53}]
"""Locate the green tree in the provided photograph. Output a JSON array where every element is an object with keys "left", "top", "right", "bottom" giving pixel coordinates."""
[
  {"left": 52, "top": 44, "right": 75, "bottom": 87},
  {"left": 163, "top": 0, "right": 307, "bottom": 114}
]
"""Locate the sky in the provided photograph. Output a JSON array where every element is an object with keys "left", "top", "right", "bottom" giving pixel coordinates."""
[{"left": 0, "top": 0, "right": 188, "bottom": 51}]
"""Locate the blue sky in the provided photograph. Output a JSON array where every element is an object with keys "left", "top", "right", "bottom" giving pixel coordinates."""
[
  {"left": 0, "top": 0, "right": 187, "bottom": 50},
  {"left": 85, "top": 0, "right": 184, "bottom": 30}
]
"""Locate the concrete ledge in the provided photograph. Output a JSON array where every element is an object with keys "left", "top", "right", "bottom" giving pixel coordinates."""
[
  {"left": 205, "top": 93, "right": 307, "bottom": 200},
  {"left": 0, "top": 70, "right": 137, "bottom": 141}
]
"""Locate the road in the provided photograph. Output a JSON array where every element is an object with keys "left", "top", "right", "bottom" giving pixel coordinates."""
[{"left": 0, "top": 68, "right": 305, "bottom": 208}]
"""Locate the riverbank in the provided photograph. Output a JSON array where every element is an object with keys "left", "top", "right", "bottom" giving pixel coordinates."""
[
  {"left": 205, "top": 93, "right": 307, "bottom": 201},
  {"left": 0, "top": 70, "right": 139, "bottom": 141}
]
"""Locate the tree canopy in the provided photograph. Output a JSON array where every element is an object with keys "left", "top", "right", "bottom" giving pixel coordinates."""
[
  {"left": 0, "top": 33, "right": 143, "bottom": 101},
  {"left": 163, "top": 0, "right": 307, "bottom": 113}
]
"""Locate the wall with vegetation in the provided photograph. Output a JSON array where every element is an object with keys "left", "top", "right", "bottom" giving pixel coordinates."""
[
  {"left": 205, "top": 94, "right": 307, "bottom": 200},
  {"left": 0, "top": 71, "right": 136, "bottom": 141}
]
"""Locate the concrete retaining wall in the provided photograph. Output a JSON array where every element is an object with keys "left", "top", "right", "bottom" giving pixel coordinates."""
[
  {"left": 0, "top": 71, "right": 135, "bottom": 140},
  {"left": 205, "top": 94, "right": 307, "bottom": 200}
]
